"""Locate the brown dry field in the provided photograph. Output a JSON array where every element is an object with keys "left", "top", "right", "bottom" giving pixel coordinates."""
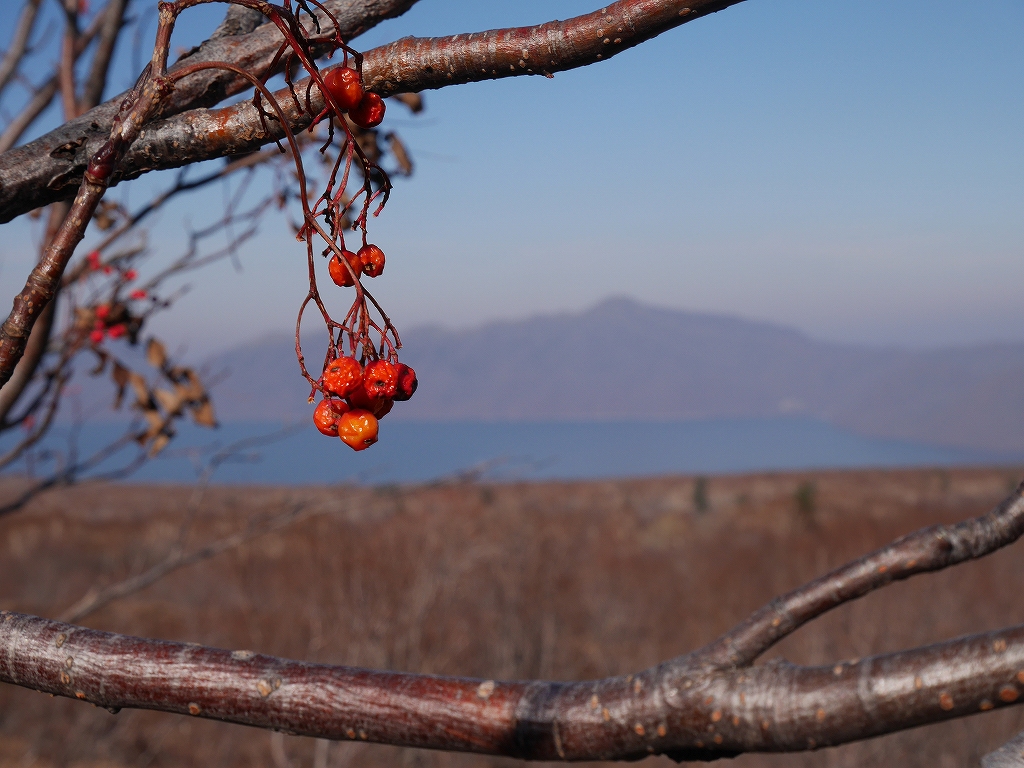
[{"left": 2, "top": 467, "right": 1024, "bottom": 767}]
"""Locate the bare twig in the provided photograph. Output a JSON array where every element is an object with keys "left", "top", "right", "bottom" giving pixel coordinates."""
[
  {"left": 0, "top": 0, "right": 44, "bottom": 96},
  {"left": 59, "top": 503, "right": 307, "bottom": 623},
  {"left": 80, "top": 0, "right": 131, "bottom": 112}
]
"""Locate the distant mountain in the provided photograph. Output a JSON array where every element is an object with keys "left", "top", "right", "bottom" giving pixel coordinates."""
[{"left": 206, "top": 297, "right": 1024, "bottom": 452}]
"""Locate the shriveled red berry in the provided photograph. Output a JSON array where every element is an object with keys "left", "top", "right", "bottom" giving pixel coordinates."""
[
  {"left": 313, "top": 398, "right": 350, "bottom": 437},
  {"left": 347, "top": 383, "right": 393, "bottom": 419},
  {"left": 349, "top": 92, "right": 385, "bottom": 129},
  {"left": 323, "top": 356, "right": 362, "bottom": 397},
  {"left": 337, "top": 409, "right": 379, "bottom": 451},
  {"left": 363, "top": 360, "right": 398, "bottom": 398},
  {"left": 393, "top": 363, "right": 418, "bottom": 401},
  {"left": 328, "top": 250, "right": 362, "bottom": 287},
  {"left": 89, "top": 329, "right": 105, "bottom": 344},
  {"left": 357, "top": 244, "right": 385, "bottom": 277},
  {"left": 322, "top": 67, "right": 364, "bottom": 112}
]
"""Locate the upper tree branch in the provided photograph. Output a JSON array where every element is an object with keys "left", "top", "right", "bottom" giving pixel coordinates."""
[
  {"left": 0, "top": 0, "right": 745, "bottom": 223},
  {"left": 0, "top": 0, "right": 420, "bottom": 223}
]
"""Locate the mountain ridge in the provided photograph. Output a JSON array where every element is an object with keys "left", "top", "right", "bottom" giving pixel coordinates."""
[{"left": 193, "top": 297, "right": 1024, "bottom": 453}]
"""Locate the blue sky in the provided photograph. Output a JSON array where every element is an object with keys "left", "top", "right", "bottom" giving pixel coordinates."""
[{"left": 1, "top": 0, "right": 1023, "bottom": 356}]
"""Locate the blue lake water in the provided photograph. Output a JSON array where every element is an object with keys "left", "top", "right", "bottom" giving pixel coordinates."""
[{"left": 3, "top": 417, "right": 1016, "bottom": 486}]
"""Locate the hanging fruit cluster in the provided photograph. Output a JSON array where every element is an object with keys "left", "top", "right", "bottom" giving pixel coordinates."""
[
  {"left": 154, "top": 3, "right": 413, "bottom": 452},
  {"left": 280, "top": 29, "right": 413, "bottom": 452}
]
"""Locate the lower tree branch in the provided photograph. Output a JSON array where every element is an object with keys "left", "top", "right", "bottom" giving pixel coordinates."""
[{"left": 3, "top": 483, "right": 1024, "bottom": 759}]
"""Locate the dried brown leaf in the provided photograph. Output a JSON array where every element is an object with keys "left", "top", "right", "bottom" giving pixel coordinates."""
[
  {"left": 191, "top": 398, "right": 217, "bottom": 428},
  {"left": 128, "top": 372, "right": 151, "bottom": 409},
  {"left": 154, "top": 388, "right": 183, "bottom": 416},
  {"left": 386, "top": 133, "right": 413, "bottom": 176},
  {"left": 146, "top": 338, "right": 167, "bottom": 370},
  {"left": 111, "top": 361, "right": 131, "bottom": 410},
  {"left": 390, "top": 92, "right": 423, "bottom": 114}
]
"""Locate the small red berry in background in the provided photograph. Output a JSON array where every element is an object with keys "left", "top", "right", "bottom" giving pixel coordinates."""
[
  {"left": 357, "top": 244, "right": 385, "bottom": 277},
  {"left": 322, "top": 67, "right": 364, "bottom": 112},
  {"left": 89, "top": 329, "right": 105, "bottom": 345},
  {"left": 125, "top": 269, "right": 137, "bottom": 281},
  {"left": 103, "top": 265, "right": 113, "bottom": 275},
  {"left": 322, "top": 356, "right": 363, "bottom": 397},
  {"left": 328, "top": 250, "right": 363, "bottom": 287},
  {"left": 393, "top": 363, "right": 418, "bottom": 401},
  {"left": 87, "top": 251, "right": 101, "bottom": 270},
  {"left": 107, "top": 323, "right": 127, "bottom": 339},
  {"left": 349, "top": 93, "right": 385, "bottom": 129},
  {"left": 346, "top": 383, "right": 393, "bottom": 419},
  {"left": 337, "top": 409, "right": 379, "bottom": 451},
  {"left": 313, "top": 398, "right": 350, "bottom": 436},
  {"left": 363, "top": 359, "right": 398, "bottom": 398},
  {"left": 130, "top": 289, "right": 147, "bottom": 300},
  {"left": 95, "top": 304, "right": 110, "bottom": 320}
]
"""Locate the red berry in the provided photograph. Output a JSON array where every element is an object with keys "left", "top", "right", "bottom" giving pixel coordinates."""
[
  {"left": 107, "top": 323, "right": 127, "bottom": 339},
  {"left": 357, "top": 244, "right": 385, "bottom": 278},
  {"left": 322, "top": 356, "right": 362, "bottom": 397},
  {"left": 130, "top": 289, "right": 148, "bottom": 300},
  {"left": 346, "top": 383, "right": 393, "bottom": 419},
  {"left": 125, "top": 269, "right": 137, "bottom": 281},
  {"left": 89, "top": 329, "right": 104, "bottom": 344},
  {"left": 337, "top": 409, "right": 379, "bottom": 451},
  {"left": 313, "top": 398, "right": 350, "bottom": 437},
  {"left": 393, "top": 363, "right": 418, "bottom": 401},
  {"left": 103, "top": 265, "right": 113, "bottom": 275},
  {"left": 349, "top": 92, "right": 385, "bottom": 129},
  {"left": 363, "top": 360, "right": 398, "bottom": 399},
  {"left": 328, "top": 250, "right": 362, "bottom": 287},
  {"left": 95, "top": 304, "right": 110, "bottom": 320},
  {"left": 87, "top": 251, "right": 100, "bottom": 270},
  {"left": 322, "top": 67, "right": 364, "bottom": 112}
]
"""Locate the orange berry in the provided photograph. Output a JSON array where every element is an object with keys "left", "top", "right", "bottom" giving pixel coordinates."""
[
  {"left": 337, "top": 409, "right": 379, "bottom": 451},
  {"left": 328, "top": 250, "right": 362, "bottom": 287},
  {"left": 313, "top": 398, "right": 350, "bottom": 437},
  {"left": 322, "top": 67, "right": 364, "bottom": 112},
  {"left": 349, "top": 92, "right": 385, "bottom": 129},
  {"left": 393, "top": 363, "right": 418, "bottom": 401},
  {"left": 363, "top": 360, "right": 398, "bottom": 399},
  {"left": 357, "top": 244, "right": 385, "bottom": 277},
  {"left": 347, "top": 383, "right": 393, "bottom": 419},
  {"left": 322, "top": 356, "right": 362, "bottom": 397}
]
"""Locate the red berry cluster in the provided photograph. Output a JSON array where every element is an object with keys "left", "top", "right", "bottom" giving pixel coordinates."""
[
  {"left": 322, "top": 67, "right": 385, "bottom": 129},
  {"left": 314, "top": 358, "right": 417, "bottom": 450},
  {"left": 328, "top": 243, "right": 386, "bottom": 287}
]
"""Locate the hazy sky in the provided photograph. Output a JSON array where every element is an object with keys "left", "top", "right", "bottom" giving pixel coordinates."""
[{"left": 2, "top": 0, "right": 1023, "bottom": 357}]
